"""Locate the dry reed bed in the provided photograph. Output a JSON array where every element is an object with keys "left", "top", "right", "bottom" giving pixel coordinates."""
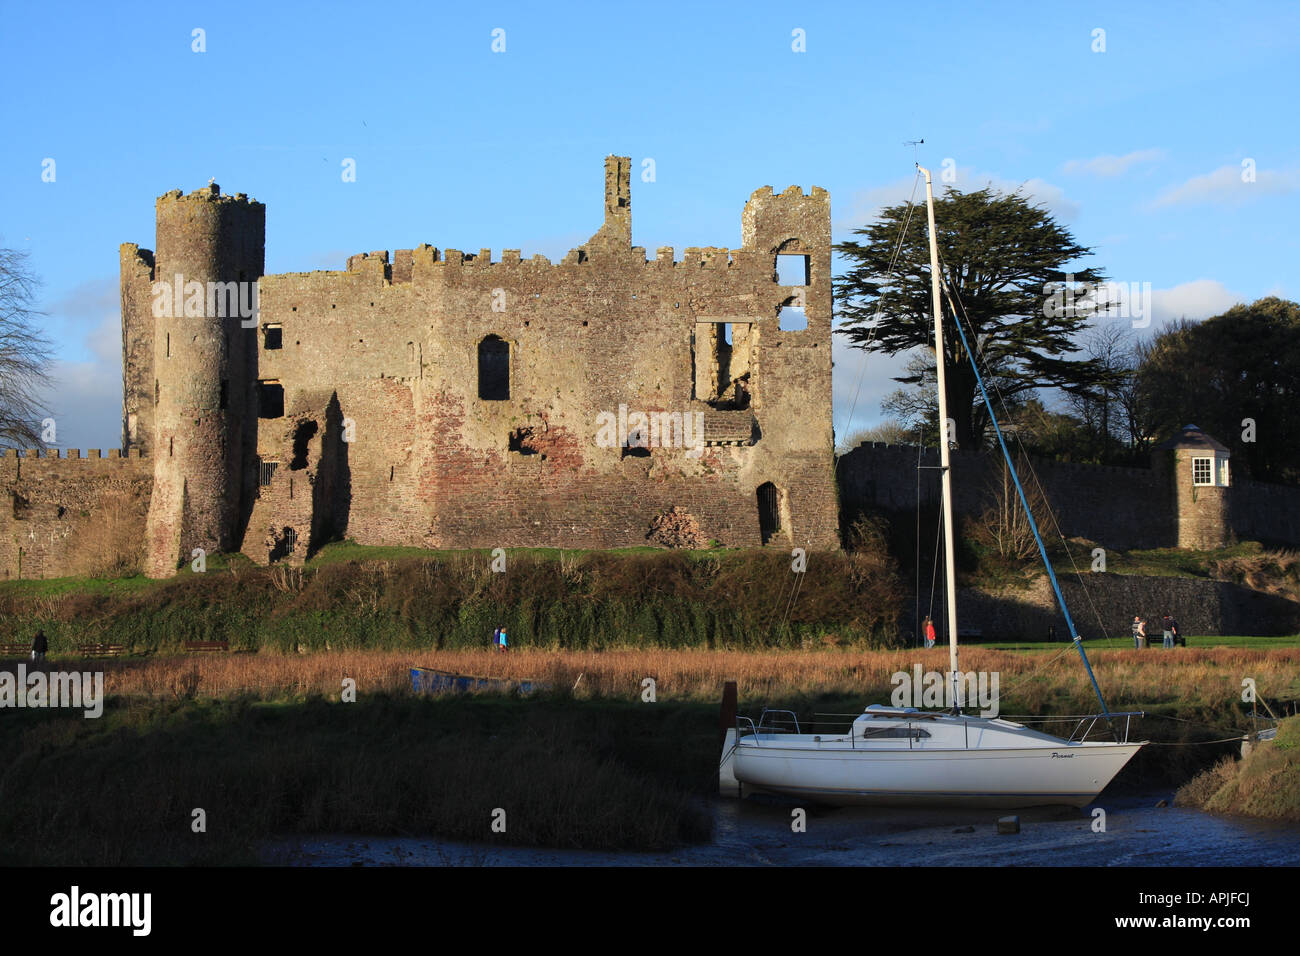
[{"left": 49, "top": 646, "right": 1300, "bottom": 712}]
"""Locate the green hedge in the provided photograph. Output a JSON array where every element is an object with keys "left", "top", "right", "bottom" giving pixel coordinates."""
[{"left": 0, "top": 549, "right": 905, "bottom": 653}]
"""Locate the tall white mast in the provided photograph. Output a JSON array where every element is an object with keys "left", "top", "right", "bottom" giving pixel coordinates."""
[{"left": 917, "top": 164, "right": 961, "bottom": 711}]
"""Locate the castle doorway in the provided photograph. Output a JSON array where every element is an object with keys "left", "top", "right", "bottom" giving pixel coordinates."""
[{"left": 757, "top": 482, "right": 782, "bottom": 544}]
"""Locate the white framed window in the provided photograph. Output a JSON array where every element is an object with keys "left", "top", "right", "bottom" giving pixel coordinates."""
[
  {"left": 1192, "top": 457, "right": 1213, "bottom": 485},
  {"left": 1217, "top": 457, "right": 1230, "bottom": 487}
]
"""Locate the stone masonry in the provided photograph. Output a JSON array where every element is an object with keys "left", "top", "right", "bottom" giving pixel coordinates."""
[
  {"left": 99, "top": 155, "right": 839, "bottom": 577},
  {"left": 11, "top": 159, "right": 1295, "bottom": 583}
]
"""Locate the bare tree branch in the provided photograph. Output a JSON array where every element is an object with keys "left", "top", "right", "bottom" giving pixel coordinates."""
[{"left": 0, "top": 247, "right": 55, "bottom": 448}]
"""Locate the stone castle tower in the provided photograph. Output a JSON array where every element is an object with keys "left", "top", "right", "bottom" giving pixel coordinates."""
[
  {"left": 1155, "top": 424, "right": 1232, "bottom": 548},
  {"left": 112, "top": 157, "right": 841, "bottom": 577},
  {"left": 121, "top": 185, "right": 265, "bottom": 576}
]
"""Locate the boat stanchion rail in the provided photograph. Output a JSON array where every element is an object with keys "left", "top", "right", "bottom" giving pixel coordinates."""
[{"left": 1001, "top": 711, "right": 1146, "bottom": 744}]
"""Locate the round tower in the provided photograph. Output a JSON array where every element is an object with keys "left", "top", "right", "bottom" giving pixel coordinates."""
[
  {"left": 1155, "top": 424, "right": 1232, "bottom": 550},
  {"left": 143, "top": 183, "right": 265, "bottom": 577}
]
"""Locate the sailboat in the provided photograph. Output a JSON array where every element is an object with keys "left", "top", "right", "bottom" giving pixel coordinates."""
[{"left": 721, "top": 164, "right": 1146, "bottom": 809}]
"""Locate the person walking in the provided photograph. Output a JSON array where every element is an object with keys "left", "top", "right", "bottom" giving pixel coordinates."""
[
  {"left": 1161, "top": 613, "right": 1175, "bottom": 649},
  {"left": 923, "top": 615, "right": 936, "bottom": 649},
  {"left": 31, "top": 629, "right": 47, "bottom": 663},
  {"left": 497, "top": 628, "right": 509, "bottom": 653},
  {"left": 1170, "top": 617, "right": 1182, "bottom": 648},
  {"left": 1131, "top": 615, "right": 1145, "bottom": 649}
]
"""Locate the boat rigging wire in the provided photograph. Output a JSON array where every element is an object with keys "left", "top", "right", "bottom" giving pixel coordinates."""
[
  {"left": 936, "top": 270, "right": 1113, "bottom": 717},
  {"left": 937, "top": 274, "right": 1114, "bottom": 645}
]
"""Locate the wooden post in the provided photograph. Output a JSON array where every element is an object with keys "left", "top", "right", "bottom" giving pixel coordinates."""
[
  {"left": 719, "top": 680, "right": 737, "bottom": 747},
  {"left": 718, "top": 680, "right": 741, "bottom": 797}
]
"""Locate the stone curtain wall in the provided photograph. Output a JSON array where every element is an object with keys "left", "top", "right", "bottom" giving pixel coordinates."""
[
  {"left": 840, "top": 441, "right": 1300, "bottom": 555},
  {"left": 1230, "top": 478, "right": 1300, "bottom": 547},
  {"left": 0, "top": 450, "right": 153, "bottom": 579},
  {"left": 838, "top": 442, "right": 1172, "bottom": 551},
  {"left": 948, "top": 575, "right": 1300, "bottom": 641}
]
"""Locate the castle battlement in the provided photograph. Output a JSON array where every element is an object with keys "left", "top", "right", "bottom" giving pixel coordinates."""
[
  {"left": 10, "top": 152, "right": 842, "bottom": 581},
  {"left": 155, "top": 183, "right": 260, "bottom": 208},
  {"left": 304, "top": 245, "right": 827, "bottom": 284},
  {"left": 5, "top": 448, "right": 145, "bottom": 461}
]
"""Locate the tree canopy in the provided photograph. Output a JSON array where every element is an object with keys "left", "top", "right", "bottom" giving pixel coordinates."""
[
  {"left": 835, "top": 185, "right": 1107, "bottom": 449},
  {"left": 1136, "top": 297, "right": 1300, "bottom": 483}
]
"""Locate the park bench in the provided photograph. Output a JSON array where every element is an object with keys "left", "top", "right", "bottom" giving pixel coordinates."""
[
  {"left": 183, "top": 640, "right": 229, "bottom": 653},
  {"left": 77, "top": 643, "right": 125, "bottom": 658},
  {"left": 0, "top": 643, "right": 31, "bottom": 656}
]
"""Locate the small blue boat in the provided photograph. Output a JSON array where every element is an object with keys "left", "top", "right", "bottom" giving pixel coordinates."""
[{"left": 409, "top": 666, "right": 544, "bottom": 696}]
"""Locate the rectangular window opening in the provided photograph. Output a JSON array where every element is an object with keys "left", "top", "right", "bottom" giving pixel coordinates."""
[
  {"left": 779, "top": 307, "right": 808, "bottom": 331},
  {"left": 258, "top": 381, "right": 285, "bottom": 419},
  {"left": 693, "top": 320, "right": 753, "bottom": 410},
  {"left": 264, "top": 325, "right": 283, "bottom": 350},
  {"left": 777, "top": 254, "right": 810, "bottom": 286}
]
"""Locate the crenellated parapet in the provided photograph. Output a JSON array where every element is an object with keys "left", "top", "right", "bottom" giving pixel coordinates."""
[{"left": 105, "top": 154, "right": 842, "bottom": 577}]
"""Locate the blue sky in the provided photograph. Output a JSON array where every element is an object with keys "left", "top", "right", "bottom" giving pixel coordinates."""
[{"left": 2, "top": 0, "right": 1297, "bottom": 450}]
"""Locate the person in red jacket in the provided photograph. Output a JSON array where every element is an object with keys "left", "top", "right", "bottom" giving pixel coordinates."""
[{"left": 923, "top": 616, "right": 936, "bottom": 649}]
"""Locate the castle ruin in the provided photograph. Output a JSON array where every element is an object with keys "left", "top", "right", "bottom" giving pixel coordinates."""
[{"left": 2, "top": 156, "right": 841, "bottom": 579}]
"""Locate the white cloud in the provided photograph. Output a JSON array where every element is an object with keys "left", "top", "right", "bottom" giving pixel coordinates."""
[
  {"left": 1151, "top": 164, "right": 1300, "bottom": 208},
  {"left": 35, "top": 351, "right": 122, "bottom": 452},
  {"left": 32, "top": 279, "right": 123, "bottom": 450},
  {"left": 838, "top": 167, "right": 1081, "bottom": 232},
  {"left": 1063, "top": 148, "right": 1164, "bottom": 177},
  {"left": 836, "top": 174, "right": 925, "bottom": 232},
  {"left": 1082, "top": 279, "right": 1247, "bottom": 333},
  {"left": 976, "top": 174, "right": 1081, "bottom": 222},
  {"left": 1149, "top": 279, "right": 1247, "bottom": 324}
]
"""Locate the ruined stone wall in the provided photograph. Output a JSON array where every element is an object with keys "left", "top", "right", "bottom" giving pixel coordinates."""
[
  {"left": 119, "top": 244, "right": 155, "bottom": 454},
  {"left": 238, "top": 161, "right": 839, "bottom": 563},
  {"left": 1, "top": 449, "right": 152, "bottom": 580}
]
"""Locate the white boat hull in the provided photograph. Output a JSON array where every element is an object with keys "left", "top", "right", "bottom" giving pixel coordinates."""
[{"left": 728, "top": 711, "right": 1146, "bottom": 808}]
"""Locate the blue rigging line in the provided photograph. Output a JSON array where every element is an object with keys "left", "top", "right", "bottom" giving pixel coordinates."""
[{"left": 945, "top": 302, "right": 1112, "bottom": 718}]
